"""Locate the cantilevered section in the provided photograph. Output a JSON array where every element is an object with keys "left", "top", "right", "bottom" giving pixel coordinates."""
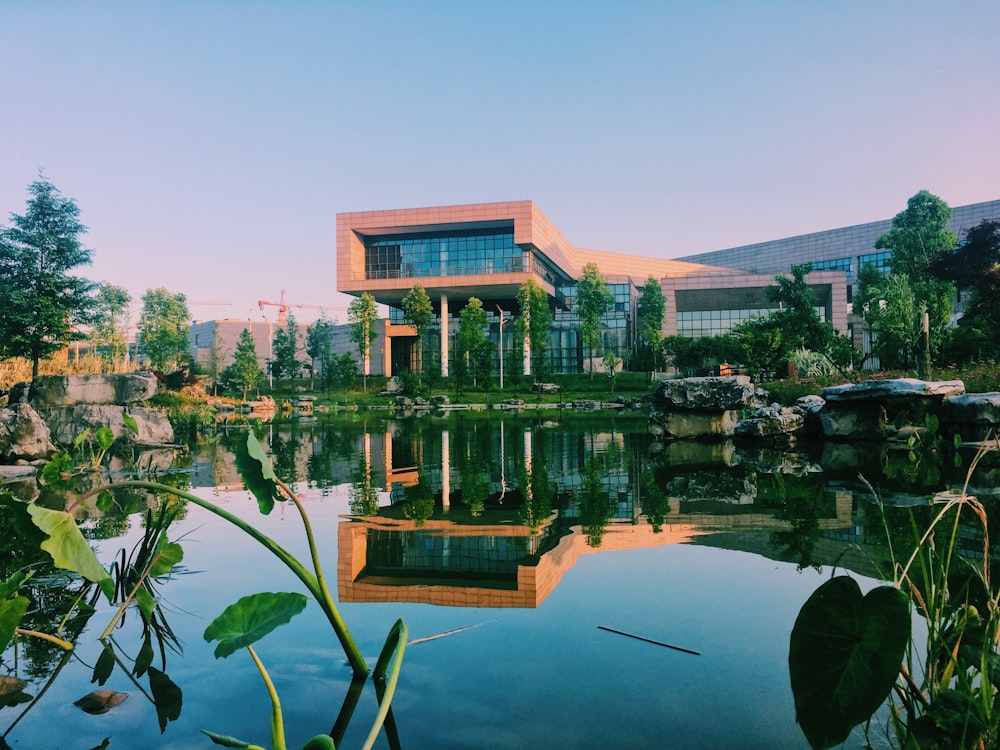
[{"left": 336, "top": 200, "right": 732, "bottom": 309}]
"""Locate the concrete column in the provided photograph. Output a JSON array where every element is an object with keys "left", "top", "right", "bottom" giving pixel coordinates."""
[
  {"left": 441, "top": 429, "right": 450, "bottom": 510},
  {"left": 440, "top": 294, "right": 449, "bottom": 377}
]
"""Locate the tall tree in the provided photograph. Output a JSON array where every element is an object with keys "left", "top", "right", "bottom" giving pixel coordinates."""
[
  {"left": 270, "top": 313, "right": 301, "bottom": 380},
  {"left": 306, "top": 315, "right": 335, "bottom": 391},
  {"left": 223, "top": 328, "right": 264, "bottom": 401},
  {"left": 401, "top": 283, "right": 433, "bottom": 377},
  {"left": 637, "top": 275, "right": 665, "bottom": 372},
  {"left": 931, "top": 220, "right": 1000, "bottom": 362},
  {"left": 575, "top": 262, "right": 614, "bottom": 377},
  {"left": 456, "top": 297, "right": 491, "bottom": 393},
  {"left": 516, "top": 278, "right": 553, "bottom": 380},
  {"left": 91, "top": 282, "right": 132, "bottom": 368},
  {"left": 348, "top": 292, "right": 379, "bottom": 392},
  {"left": 138, "top": 288, "right": 190, "bottom": 371},
  {"left": 875, "top": 190, "right": 956, "bottom": 277},
  {"left": 0, "top": 177, "right": 95, "bottom": 376}
]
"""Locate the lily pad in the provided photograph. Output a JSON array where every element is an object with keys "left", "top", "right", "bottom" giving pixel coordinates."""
[
  {"left": 203, "top": 591, "right": 307, "bottom": 658},
  {"left": 789, "top": 575, "right": 909, "bottom": 749}
]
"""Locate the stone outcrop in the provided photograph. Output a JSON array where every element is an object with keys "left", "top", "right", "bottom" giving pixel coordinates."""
[
  {"left": 649, "top": 376, "right": 754, "bottom": 440},
  {"left": 1, "top": 373, "right": 174, "bottom": 467},
  {"left": 10, "top": 372, "right": 158, "bottom": 407},
  {"left": 734, "top": 404, "right": 804, "bottom": 445},
  {"left": 819, "top": 378, "right": 965, "bottom": 440},
  {"left": 940, "top": 393, "right": 1000, "bottom": 441},
  {"left": 0, "top": 403, "right": 57, "bottom": 460}
]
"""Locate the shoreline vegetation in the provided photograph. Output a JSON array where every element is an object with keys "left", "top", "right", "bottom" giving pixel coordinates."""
[{"left": 1, "top": 354, "right": 997, "bottom": 419}]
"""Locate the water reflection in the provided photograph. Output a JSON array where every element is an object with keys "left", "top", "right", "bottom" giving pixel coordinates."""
[{"left": 176, "top": 414, "right": 999, "bottom": 610}]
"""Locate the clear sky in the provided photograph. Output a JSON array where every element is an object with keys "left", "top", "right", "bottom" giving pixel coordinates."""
[{"left": 3, "top": 1, "right": 998, "bottom": 325}]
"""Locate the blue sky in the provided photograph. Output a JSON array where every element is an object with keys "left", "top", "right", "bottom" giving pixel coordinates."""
[{"left": 2, "top": 1, "right": 998, "bottom": 324}]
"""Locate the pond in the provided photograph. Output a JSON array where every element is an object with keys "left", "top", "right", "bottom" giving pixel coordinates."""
[{"left": 1, "top": 411, "right": 997, "bottom": 749}]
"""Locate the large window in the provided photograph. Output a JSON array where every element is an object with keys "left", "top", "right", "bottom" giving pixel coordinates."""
[
  {"left": 858, "top": 251, "right": 892, "bottom": 272},
  {"left": 364, "top": 228, "right": 523, "bottom": 280}
]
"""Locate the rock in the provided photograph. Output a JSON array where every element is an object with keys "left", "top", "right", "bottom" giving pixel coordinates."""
[
  {"left": 0, "top": 404, "right": 57, "bottom": 460},
  {"left": 941, "top": 393, "right": 1000, "bottom": 425},
  {"left": 393, "top": 396, "right": 413, "bottom": 410},
  {"left": 36, "top": 405, "right": 174, "bottom": 446},
  {"left": 430, "top": 394, "right": 450, "bottom": 407},
  {"left": 734, "top": 408, "right": 804, "bottom": 444},
  {"left": 649, "top": 410, "right": 739, "bottom": 439},
  {"left": 532, "top": 382, "right": 562, "bottom": 393},
  {"left": 25, "top": 373, "right": 159, "bottom": 407},
  {"left": 652, "top": 376, "right": 754, "bottom": 412},
  {"left": 820, "top": 378, "right": 965, "bottom": 402}
]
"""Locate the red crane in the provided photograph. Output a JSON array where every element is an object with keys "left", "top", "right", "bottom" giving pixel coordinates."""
[{"left": 258, "top": 289, "right": 346, "bottom": 325}]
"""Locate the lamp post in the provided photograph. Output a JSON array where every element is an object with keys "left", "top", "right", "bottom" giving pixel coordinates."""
[{"left": 497, "top": 306, "right": 505, "bottom": 391}]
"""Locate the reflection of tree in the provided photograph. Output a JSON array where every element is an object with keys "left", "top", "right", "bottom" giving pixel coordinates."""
[
  {"left": 270, "top": 431, "right": 301, "bottom": 484},
  {"left": 402, "top": 477, "right": 435, "bottom": 527},
  {"left": 349, "top": 458, "right": 379, "bottom": 516},
  {"left": 769, "top": 473, "right": 824, "bottom": 572},
  {"left": 519, "top": 430, "right": 553, "bottom": 530},
  {"left": 579, "top": 458, "right": 612, "bottom": 547},
  {"left": 454, "top": 420, "right": 495, "bottom": 516},
  {"left": 639, "top": 466, "right": 671, "bottom": 533}
]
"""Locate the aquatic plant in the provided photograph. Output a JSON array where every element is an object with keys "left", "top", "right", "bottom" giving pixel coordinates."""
[{"left": 789, "top": 434, "right": 1000, "bottom": 748}]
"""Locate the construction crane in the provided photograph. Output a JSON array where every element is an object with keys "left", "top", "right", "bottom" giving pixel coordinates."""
[{"left": 258, "top": 289, "right": 347, "bottom": 325}]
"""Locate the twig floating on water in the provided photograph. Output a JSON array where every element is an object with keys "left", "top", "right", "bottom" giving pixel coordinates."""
[
  {"left": 408, "top": 620, "right": 494, "bottom": 646},
  {"left": 598, "top": 625, "right": 701, "bottom": 656}
]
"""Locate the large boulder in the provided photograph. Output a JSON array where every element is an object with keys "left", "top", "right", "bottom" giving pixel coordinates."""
[
  {"left": 819, "top": 378, "right": 965, "bottom": 440},
  {"left": 734, "top": 404, "right": 804, "bottom": 444},
  {"left": 38, "top": 405, "right": 174, "bottom": 447},
  {"left": 23, "top": 373, "right": 158, "bottom": 407},
  {"left": 650, "top": 410, "right": 740, "bottom": 439},
  {"left": 0, "top": 404, "right": 57, "bottom": 460},
  {"left": 652, "top": 376, "right": 754, "bottom": 412},
  {"left": 940, "top": 393, "right": 1000, "bottom": 442}
]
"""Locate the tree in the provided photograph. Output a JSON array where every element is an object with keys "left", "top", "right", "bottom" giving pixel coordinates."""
[
  {"left": 137, "top": 288, "right": 190, "bottom": 371},
  {"left": 401, "top": 283, "right": 433, "bottom": 378},
  {"left": 270, "top": 313, "right": 301, "bottom": 380},
  {"left": 91, "top": 282, "right": 131, "bottom": 367},
  {"left": 306, "top": 316, "right": 335, "bottom": 391},
  {"left": 931, "top": 220, "right": 1000, "bottom": 363},
  {"left": 348, "top": 292, "right": 379, "bottom": 392},
  {"left": 875, "top": 190, "right": 956, "bottom": 278},
  {"left": 0, "top": 177, "right": 96, "bottom": 376},
  {"left": 575, "top": 262, "right": 614, "bottom": 377},
  {"left": 637, "top": 275, "right": 665, "bottom": 372},
  {"left": 456, "top": 297, "right": 490, "bottom": 394},
  {"left": 223, "top": 328, "right": 264, "bottom": 401},
  {"left": 516, "top": 278, "right": 553, "bottom": 380}
]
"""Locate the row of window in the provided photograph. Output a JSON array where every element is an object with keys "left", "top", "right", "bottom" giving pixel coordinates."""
[{"left": 365, "top": 229, "right": 523, "bottom": 280}]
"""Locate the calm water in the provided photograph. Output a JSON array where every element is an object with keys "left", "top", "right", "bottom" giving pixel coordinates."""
[{"left": 2, "top": 411, "right": 995, "bottom": 749}]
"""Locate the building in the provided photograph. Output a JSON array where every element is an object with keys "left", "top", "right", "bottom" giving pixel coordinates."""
[{"left": 336, "top": 200, "right": 856, "bottom": 376}]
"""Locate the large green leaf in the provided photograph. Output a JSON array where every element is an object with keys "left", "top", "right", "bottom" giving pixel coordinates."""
[
  {"left": 234, "top": 431, "right": 280, "bottom": 515},
  {"left": 148, "top": 537, "right": 184, "bottom": 578},
  {"left": 203, "top": 592, "right": 308, "bottom": 658},
  {"left": 0, "top": 596, "right": 30, "bottom": 653},
  {"left": 26, "top": 504, "right": 114, "bottom": 601},
  {"left": 201, "top": 730, "right": 266, "bottom": 749},
  {"left": 789, "top": 576, "right": 910, "bottom": 749}
]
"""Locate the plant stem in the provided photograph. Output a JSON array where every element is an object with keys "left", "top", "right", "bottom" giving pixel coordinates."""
[
  {"left": 83, "top": 480, "right": 370, "bottom": 677},
  {"left": 14, "top": 628, "right": 73, "bottom": 651},
  {"left": 248, "top": 645, "right": 285, "bottom": 750}
]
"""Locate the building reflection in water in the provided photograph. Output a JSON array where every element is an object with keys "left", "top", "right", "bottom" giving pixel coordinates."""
[{"left": 337, "top": 422, "right": 855, "bottom": 609}]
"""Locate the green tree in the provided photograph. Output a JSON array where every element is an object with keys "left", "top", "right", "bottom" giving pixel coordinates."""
[
  {"left": 516, "top": 278, "right": 553, "bottom": 380},
  {"left": 401, "top": 283, "right": 433, "bottom": 378},
  {"left": 137, "top": 288, "right": 190, "bottom": 371},
  {"left": 270, "top": 313, "right": 301, "bottom": 380},
  {"left": 932, "top": 220, "right": 1000, "bottom": 363},
  {"left": 875, "top": 190, "right": 957, "bottom": 278},
  {"left": 348, "top": 292, "right": 379, "bottom": 392},
  {"left": 91, "top": 282, "right": 131, "bottom": 367},
  {"left": 306, "top": 316, "right": 335, "bottom": 391},
  {"left": 732, "top": 316, "right": 787, "bottom": 382},
  {"left": 575, "top": 262, "right": 614, "bottom": 377},
  {"left": 0, "top": 178, "right": 96, "bottom": 376},
  {"left": 456, "top": 297, "right": 490, "bottom": 394},
  {"left": 223, "top": 328, "right": 264, "bottom": 401},
  {"left": 637, "top": 275, "right": 665, "bottom": 372}
]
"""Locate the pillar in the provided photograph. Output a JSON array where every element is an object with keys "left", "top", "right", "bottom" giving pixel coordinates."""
[{"left": 440, "top": 294, "right": 449, "bottom": 377}]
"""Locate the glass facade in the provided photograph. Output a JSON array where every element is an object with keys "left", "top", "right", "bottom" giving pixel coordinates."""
[
  {"left": 811, "top": 257, "right": 852, "bottom": 273},
  {"left": 365, "top": 228, "right": 523, "bottom": 280},
  {"left": 858, "top": 251, "right": 892, "bottom": 271}
]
